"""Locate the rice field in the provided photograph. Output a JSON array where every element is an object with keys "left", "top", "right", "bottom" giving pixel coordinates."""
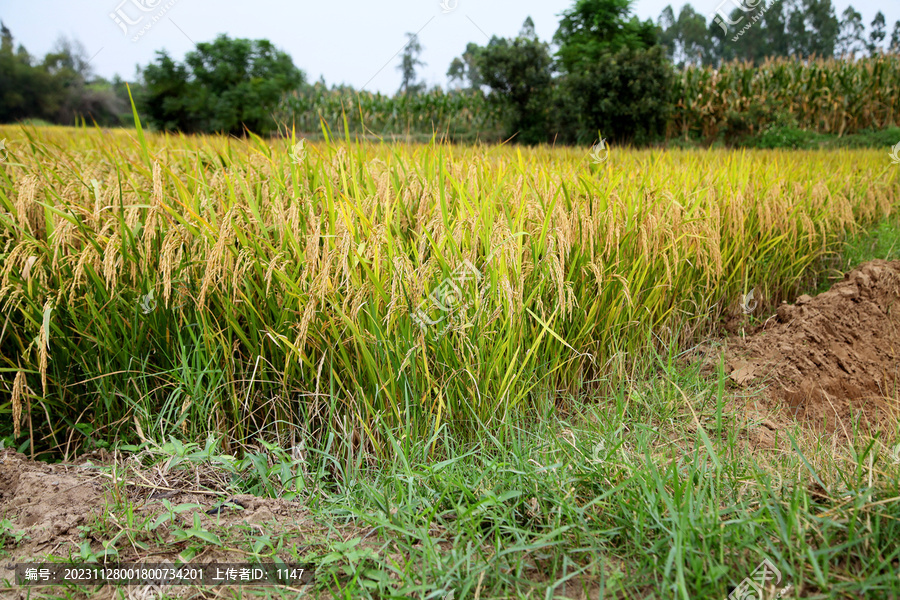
[
  {"left": 1, "top": 123, "right": 897, "bottom": 459},
  {"left": 2, "top": 122, "right": 900, "bottom": 599}
]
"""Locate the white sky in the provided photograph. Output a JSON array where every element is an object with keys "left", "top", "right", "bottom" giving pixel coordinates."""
[{"left": 2, "top": 0, "right": 898, "bottom": 94}]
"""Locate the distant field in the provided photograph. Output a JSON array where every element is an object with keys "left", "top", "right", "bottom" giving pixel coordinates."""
[{"left": 0, "top": 125, "right": 898, "bottom": 457}]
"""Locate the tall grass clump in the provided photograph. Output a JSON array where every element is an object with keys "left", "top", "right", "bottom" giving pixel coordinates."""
[{"left": 0, "top": 123, "right": 897, "bottom": 458}]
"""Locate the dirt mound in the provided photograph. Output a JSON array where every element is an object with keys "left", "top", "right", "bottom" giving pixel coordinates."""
[{"left": 724, "top": 259, "right": 900, "bottom": 433}]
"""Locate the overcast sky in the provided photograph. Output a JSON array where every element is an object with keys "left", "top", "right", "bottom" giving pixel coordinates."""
[{"left": 2, "top": 1, "right": 898, "bottom": 94}]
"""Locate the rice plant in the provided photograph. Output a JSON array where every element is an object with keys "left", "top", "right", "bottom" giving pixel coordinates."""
[{"left": 0, "top": 122, "right": 897, "bottom": 458}]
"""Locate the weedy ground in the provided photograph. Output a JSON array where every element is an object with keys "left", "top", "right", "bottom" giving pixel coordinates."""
[
  {"left": 2, "top": 355, "right": 899, "bottom": 599},
  {"left": 0, "top": 124, "right": 899, "bottom": 598}
]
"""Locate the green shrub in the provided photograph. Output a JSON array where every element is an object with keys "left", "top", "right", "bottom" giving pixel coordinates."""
[
  {"left": 140, "top": 35, "right": 303, "bottom": 136},
  {"left": 553, "top": 45, "right": 673, "bottom": 145}
]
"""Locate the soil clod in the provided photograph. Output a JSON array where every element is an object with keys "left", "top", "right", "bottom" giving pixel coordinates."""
[{"left": 724, "top": 259, "right": 900, "bottom": 432}]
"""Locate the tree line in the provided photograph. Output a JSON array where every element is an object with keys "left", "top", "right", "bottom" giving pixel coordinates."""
[
  {"left": 1, "top": 0, "right": 898, "bottom": 145},
  {"left": 0, "top": 22, "right": 131, "bottom": 126},
  {"left": 658, "top": 0, "right": 898, "bottom": 66}
]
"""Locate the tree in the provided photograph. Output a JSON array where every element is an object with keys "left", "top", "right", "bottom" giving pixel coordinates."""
[
  {"left": 868, "top": 11, "right": 886, "bottom": 55},
  {"left": 45, "top": 36, "right": 93, "bottom": 79},
  {"left": 552, "top": 0, "right": 669, "bottom": 143},
  {"left": 0, "top": 23, "right": 55, "bottom": 122},
  {"left": 474, "top": 18, "right": 554, "bottom": 144},
  {"left": 658, "top": 4, "right": 712, "bottom": 66},
  {"left": 140, "top": 35, "right": 303, "bottom": 135},
  {"left": 836, "top": 6, "right": 866, "bottom": 57},
  {"left": 681, "top": 4, "right": 716, "bottom": 65},
  {"left": 447, "top": 42, "right": 483, "bottom": 90},
  {"left": 787, "top": 0, "right": 839, "bottom": 58},
  {"left": 446, "top": 57, "right": 466, "bottom": 89},
  {"left": 140, "top": 51, "right": 193, "bottom": 131},
  {"left": 0, "top": 24, "right": 116, "bottom": 125},
  {"left": 659, "top": 6, "right": 676, "bottom": 52},
  {"left": 760, "top": 2, "right": 791, "bottom": 59},
  {"left": 397, "top": 33, "right": 425, "bottom": 95},
  {"left": 40, "top": 35, "right": 124, "bottom": 125},
  {"left": 553, "top": 45, "right": 672, "bottom": 144},
  {"left": 891, "top": 20, "right": 900, "bottom": 54},
  {"left": 520, "top": 16, "right": 538, "bottom": 40},
  {"left": 553, "top": 0, "right": 657, "bottom": 74}
]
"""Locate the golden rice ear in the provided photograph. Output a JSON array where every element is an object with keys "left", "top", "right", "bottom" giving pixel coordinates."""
[
  {"left": 12, "top": 371, "right": 26, "bottom": 438},
  {"left": 159, "top": 227, "right": 184, "bottom": 306},
  {"left": 38, "top": 298, "right": 52, "bottom": 397},
  {"left": 102, "top": 232, "right": 122, "bottom": 292},
  {"left": 141, "top": 162, "right": 163, "bottom": 273},
  {"left": 198, "top": 206, "right": 237, "bottom": 307},
  {"left": 13, "top": 176, "right": 33, "bottom": 236},
  {"left": 264, "top": 252, "right": 285, "bottom": 297},
  {"left": 296, "top": 298, "right": 318, "bottom": 353}
]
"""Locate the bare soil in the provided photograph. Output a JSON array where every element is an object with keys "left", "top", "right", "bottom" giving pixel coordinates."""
[
  {"left": 0, "top": 449, "right": 347, "bottom": 599},
  {"left": 722, "top": 259, "right": 900, "bottom": 436}
]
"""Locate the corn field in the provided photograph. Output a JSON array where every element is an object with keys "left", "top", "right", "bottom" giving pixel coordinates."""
[
  {"left": 274, "top": 57, "right": 900, "bottom": 144},
  {"left": 276, "top": 84, "right": 508, "bottom": 143},
  {"left": 0, "top": 123, "right": 898, "bottom": 457},
  {"left": 669, "top": 55, "right": 900, "bottom": 140}
]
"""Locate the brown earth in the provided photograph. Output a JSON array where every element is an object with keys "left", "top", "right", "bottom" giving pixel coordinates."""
[
  {"left": 721, "top": 259, "right": 900, "bottom": 437},
  {"left": 0, "top": 449, "right": 350, "bottom": 599}
]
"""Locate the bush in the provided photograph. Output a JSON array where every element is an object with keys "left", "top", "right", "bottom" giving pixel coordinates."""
[
  {"left": 552, "top": 45, "right": 673, "bottom": 145},
  {"left": 473, "top": 20, "right": 555, "bottom": 145},
  {"left": 745, "top": 126, "right": 823, "bottom": 149},
  {"left": 140, "top": 35, "right": 303, "bottom": 136}
]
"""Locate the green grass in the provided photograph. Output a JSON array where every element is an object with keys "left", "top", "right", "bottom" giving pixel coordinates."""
[
  {"left": 666, "top": 126, "right": 900, "bottom": 151},
  {"left": 11, "top": 348, "right": 900, "bottom": 599},
  {"left": 743, "top": 127, "right": 900, "bottom": 151},
  {"left": 814, "top": 214, "right": 900, "bottom": 295},
  {"left": 839, "top": 217, "right": 900, "bottom": 267}
]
